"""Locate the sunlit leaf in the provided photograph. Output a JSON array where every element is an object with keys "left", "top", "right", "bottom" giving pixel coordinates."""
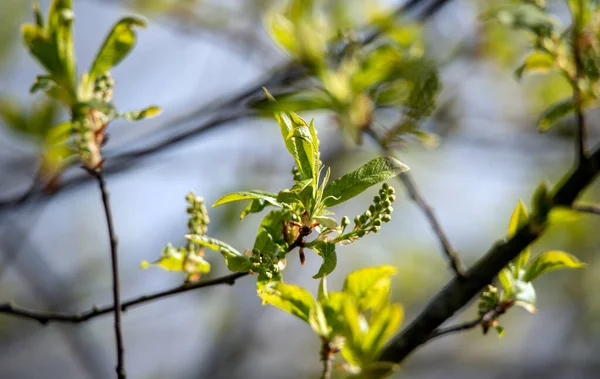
[
  {"left": 508, "top": 200, "right": 530, "bottom": 276},
  {"left": 258, "top": 282, "right": 316, "bottom": 323},
  {"left": 322, "top": 157, "right": 408, "bottom": 207},
  {"left": 515, "top": 51, "right": 555, "bottom": 79},
  {"left": 343, "top": 265, "right": 396, "bottom": 312},
  {"left": 185, "top": 234, "right": 242, "bottom": 257},
  {"left": 89, "top": 16, "right": 147, "bottom": 79},
  {"left": 119, "top": 105, "right": 161, "bottom": 121},
  {"left": 312, "top": 241, "right": 337, "bottom": 278},
  {"left": 363, "top": 303, "right": 403, "bottom": 358},
  {"left": 213, "top": 190, "right": 283, "bottom": 208},
  {"left": 523, "top": 250, "right": 586, "bottom": 282},
  {"left": 537, "top": 98, "right": 574, "bottom": 132}
]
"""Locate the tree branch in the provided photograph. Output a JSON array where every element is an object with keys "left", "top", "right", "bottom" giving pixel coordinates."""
[
  {"left": 364, "top": 128, "right": 465, "bottom": 277},
  {"left": 89, "top": 169, "right": 126, "bottom": 379},
  {"left": 426, "top": 316, "right": 482, "bottom": 342},
  {"left": 374, "top": 143, "right": 600, "bottom": 371},
  {"left": 572, "top": 204, "right": 600, "bottom": 215},
  {"left": 573, "top": 12, "right": 587, "bottom": 161},
  {"left": 0, "top": 272, "right": 249, "bottom": 324}
]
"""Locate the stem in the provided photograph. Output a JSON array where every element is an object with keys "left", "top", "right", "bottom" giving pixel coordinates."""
[
  {"left": 320, "top": 338, "right": 335, "bottom": 379},
  {"left": 572, "top": 204, "right": 600, "bottom": 215},
  {"left": 0, "top": 272, "right": 248, "bottom": 324},
  {"left": 91, "top": 169, "right": 126, "bottom": 379},
  {"left": 427, "top": 317, "right": 483, "bottom": 341},
  {"left": 364, "top": 128, "right": 465, "bottom": 277}
]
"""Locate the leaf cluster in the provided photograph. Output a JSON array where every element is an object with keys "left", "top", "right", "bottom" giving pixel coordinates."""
[{"left": 21, "top": 0, "right": 161, "bottom": 179}]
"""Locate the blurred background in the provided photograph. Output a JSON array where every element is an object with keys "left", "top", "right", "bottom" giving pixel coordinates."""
[{"left": 0, "top": 0, "right": 599, "bottom": 378}]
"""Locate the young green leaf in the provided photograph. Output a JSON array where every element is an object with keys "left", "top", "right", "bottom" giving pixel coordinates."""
[
  {"left": 224, "top": 255, "right": 252, "bottom": 272},
  {"left": 89, "top": 17, "right": 147, "bottom": 80},
  {"left": 119, "top": 106, "right": 161, "bottom": 121},
  {"left": 140, "top": 244, "right": 211, "bottom": 273},
  {"left": 258, "top": 282, "right": 316, "bottom": 323},
  {"left": 322, "top": 157, "right": 408, "bottom": 207},
  {"left": 508, "top": 200, "right": 531, "bottom": 276},
  {"left": 312, "top": 242, "right": 337, "bottom": 278},
  {"left": 253, "top": 210, "right": 286, "bottom": 255},
  {"left": 511, "top": 279, "right": 536, "bottom": 313},
  {"left": 537, "top": 98, "right": 574, "bottom": 132},
  {"left": 363, "top": 303, "right": 403, "bottom": 359},
  {"left": 515, "top": 51, "right": 555, "bottom": 79},
  {"left": 498, "top": 268, "right": 514, "bottom": 296},
  {"left": 343, "top": 265, "right": 396, "bottom": 312},
  {"left": 308, "top": 303, "right": 331, "bottom": 337},
  {"left": 264, "top": 88, "right": 317, "bottom": 182},
  {"left": 213, "top": 190, "right": 283, "bottom": 208},
  {"left": 185, "top": 234, "right": 242, "bottom": 257},
  {"left": 523, "top": 251, "right": 586, "bottom": 282}
]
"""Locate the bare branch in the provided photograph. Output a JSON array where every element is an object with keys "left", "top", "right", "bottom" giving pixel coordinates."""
[
  {"left": 0, "top": 272, "right": 249, "bottom": 324},
  {"left": 89, "top": 169, "right": 126, "bottom": 379},
  {"left": 572, "top": 204, "right": 600, "bottom": 215},
  {"left": 364, "top": 128, "right": 465, "bottom": 277},
  {"left": 427, "top": 316, "right": 483, "bottom": 342}
]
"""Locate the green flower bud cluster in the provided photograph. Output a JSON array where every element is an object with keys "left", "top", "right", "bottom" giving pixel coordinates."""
[
  {"left": 185, "top": 192, "right": 210, "bottom": 237},
  {"left": 478, "top": 285, "right": 500, "bottom": 317},
  {"left": 93, "top": 73, "right": 115, "bottom": 103},
  {"left": 335, "top": 183, "right": 395, "bottom": 244},
  {"left": 248, "top": 248, "right": 284, "bottom": 279}
]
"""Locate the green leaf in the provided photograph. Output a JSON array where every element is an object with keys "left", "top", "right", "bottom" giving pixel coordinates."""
[
  {"left": 140, "top": 244, "right": 211, "bottom": 274},
  {"left": 33, "top": 0, "right": 44, "bottom": 27},
  {"left": 240, "top": 199, "right": 268, "bottom": 220},
  {"left": 213, "top": 190, "right": 283, "bottom": 208},
  {"left": 119, "top": 106, "right": 161, "bottom": 121},
  {"left": 531, "top": 181, "right": 551, "bottom": 220},
  {"left": 253, "top": 210, "right": 286, "bottom": 255},
  {"left": 320, "top": 291, "right": 348, "bottom": 337},
  {"left": 322, "top": 156, "right": 409, "bottom": 207},
  {"left": 537, "top": 98, "right": 574, "bottom": 132},
  {"left": 498, "top": 268, "right": 514, "bottom": 296},
  {"left": 313, "top": 216, "right": 338, "bottom": 229},
  {"left": 488, "top": 4, "right": 558, "bottom": 35},
  {"left": 22, "top": 24, "right": 63, "bottom": 80},
  {"left": 51, "top": 1, "right": 75, "bottom": 91},
  {"left": 224, "top": 255, "right": 252, "bottom": 273},
  {"left": 264, "top": 88, "right": 317, "bottom": 183},
  {"left": 341, "top": 298, "right": 366, "bottom": 366},
  {"left": 308, "top": 303, "right": 330, "bottom": 337},
  {"left": 253, "top": 89, "right": 331, "bottom": 114},
  {"left": 343, "top": 265, "right": 396, "bottom": 312},
  {"left": 89, "top": 17, "right": 147, "bottom": 80},
  {"left": 363, "top": 303, "right": 403, "bottom": 359},
  {"left": 185, "top": 234, "right": 242, "bottom": 257},
  {"left": 258, "top": 282, "right": 316, "bottom": 323},
  {"left": 511, "top": 279, "right": 536, "bottom": 313},
  {"left": 523, "top": 251, "right": 586, "bottom": 282},
  {"left": 508, "top": 200, "right": 530, "bottom": 276},
  {"left": 312, "top": 242, "right": 337, "bottom": 278},
  {"left": 515, "top": 51, "right": 555, "bottom": 79}
]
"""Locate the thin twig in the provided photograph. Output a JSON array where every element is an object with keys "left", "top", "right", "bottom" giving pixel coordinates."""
[
  {"left": 572, "top": 204, "right": 600, "bottom": 215},
  {"left": 427, "top": 316, "right": 482, "bottom": 341},
  {"left": 0, "top": 272, "right": 249, "bottom": 324},
  {"left": 0, "top": 232, "right": 310, "bottom": 324},
  {"left": 319, "top": 338, "right": 336, "bottom": 379},
  {"left": 364, "top": 128, "right": 465, "bottom": 277},
  {"left": 89, "top": 169, "right": 126, "bottom": 379}
]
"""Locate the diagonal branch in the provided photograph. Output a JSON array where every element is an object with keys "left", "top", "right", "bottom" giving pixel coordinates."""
[
  {"left": 426, "top": 316, "right": 482, "bottom": 342},
  {"left": 374, "top": 143, "right": 600, "bottom": 372},
  {"left": 364, "top": 128, "right": 465, "bottom": 277},
  {"left": 572, "top": 204, "right": 600, "bottom": 215},
  {"left": 0, "top": 272, "right": 249, "bottom": 324}
]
